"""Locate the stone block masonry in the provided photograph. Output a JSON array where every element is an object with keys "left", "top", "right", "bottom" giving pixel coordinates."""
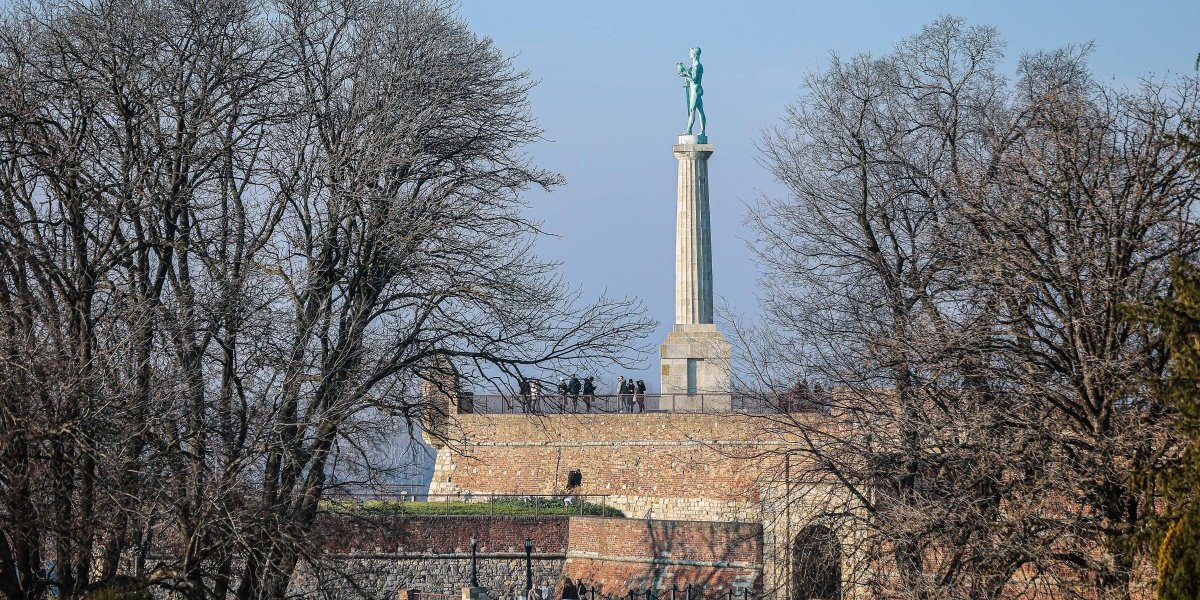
[
  {"left": 662, "top": 136, "right": 731, "bottom": 395},
  {"left": 317, "top": 515, "right": 569, "bottom": 555},
  {"left": 564, "top": 517, "right": 761, "bottom": 597},
  {"left": 672, "top": 140, "right": 716, "bottom": 327},
  {"left": 567, "top": 517, "right": 760, "bottom": 565},
  {"left": 428, "top": 413, "right": 804, "bottom": 522},
  {"left": 303, "top": 515, "right": 762, "bottom": 600},
  {"left": 418, "top": 402, "right": 842, "bottom": 599},
  {"left": 293, "top": 556, "right": 565, "bottom": 600}
]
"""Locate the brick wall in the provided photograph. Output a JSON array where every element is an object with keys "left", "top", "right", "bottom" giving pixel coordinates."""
[
  {"left": 420, "top": 411, "right": 827, "bottom": 597},
  {"left": 292, "top": 556, "right": 566, "bottom": 600},
  {"left": 564, "top": 517, "right": 762, "bottom": 597},
  {"left": 450, "top": 413, "right": 784, "bottom": 444},
  {"left": 428, "top": 413, "right": 806, "bottom": 522},
  {"left": 563, "top": 559, "right": 755, "bottom": 598},
  {"left": 568, "top": 517, "right": 760, "bottom": 565},
  {"left": 313, "top": 515, "right": 762, "bottom": 599},
  {"left": 317, "top": 515, "right": 569, "bottom": 555}
]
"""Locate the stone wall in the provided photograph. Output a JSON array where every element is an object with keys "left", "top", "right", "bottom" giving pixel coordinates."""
[
  {"left": 303, "top": 515, "right": 762, "bottom": 600},
  {"left": 421, "top": 408, "right": 841, "bottom": 599},
  {"left": 293, "top": 556, "right": 565, "bottom": 600},
  {"left": 428, "top": 413, "right": 809, "bottom": 523},
  {"left": 567, "top": 517, "right": 760, "bottom": 565},
  {"left": 317, "top": 515, "right": 569, "bottom": 555},
  {"left": 563, "top": 517, "right": 761, "bottom": 597}
]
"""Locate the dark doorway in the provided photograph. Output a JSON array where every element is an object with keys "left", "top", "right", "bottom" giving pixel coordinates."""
[{"left": 791, "top": 524, "right": 841, "bottom": 600}]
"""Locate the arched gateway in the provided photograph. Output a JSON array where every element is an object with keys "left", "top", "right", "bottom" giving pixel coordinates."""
[{"left": 791, "top": 525, "right": 841, "bottom": 600}]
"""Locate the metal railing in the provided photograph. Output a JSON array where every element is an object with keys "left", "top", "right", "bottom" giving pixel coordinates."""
[
  {"left": 400, "top": 592, "right": 459, "bottom": 600},
  {"left": 575, "top": 583, "right": 756, "bottom": 600},
  {"left": 323, "top": 491, "right": 620, "bottom": 517},
  {"left": 456, "top": 393, "right": 829, "bottom": 415}
]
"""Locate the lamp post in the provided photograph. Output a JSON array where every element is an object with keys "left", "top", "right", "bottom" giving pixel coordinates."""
[
  {"left": 469, "top": 535, "right": 479, "bottom": 588},
  {"left": 524, "top": 537, "right": 533, "bottom": 600}
]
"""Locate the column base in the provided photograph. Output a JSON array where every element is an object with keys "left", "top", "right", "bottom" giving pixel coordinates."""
[{"left": 659, "top": 324, "right": 731, "bottom": 396}]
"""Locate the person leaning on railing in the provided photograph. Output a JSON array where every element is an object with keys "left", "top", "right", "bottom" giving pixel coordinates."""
[
  {"left": 568, "top": 374, "right": 581, "bottom": 411},
  {"left": 616, "top": 376, "right": 627, "bottom": 412},
  {"left": 582, "top": 376, "right": 595, "bottom": 411},
  {"left": 519, "top": 378, "right": 533, "bottom": 413}
]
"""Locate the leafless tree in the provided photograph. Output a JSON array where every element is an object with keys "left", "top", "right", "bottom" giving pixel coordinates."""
[
  {"left": 0, "top": 1, "right": 652, "bottom": 598},
  {"left": 743, "top": 16, "right": 1200, "bottom": 600}
]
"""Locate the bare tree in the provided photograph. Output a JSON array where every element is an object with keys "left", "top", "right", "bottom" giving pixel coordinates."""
[
  {"left": 744, "top": 16, "right": 1200, "bottom": 600},
  {"left": 0, "top": 1, "right": 652, "bottom": 598}
]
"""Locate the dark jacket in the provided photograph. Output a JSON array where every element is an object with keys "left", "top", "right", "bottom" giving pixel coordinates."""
[
  {"left": 568, "top": 377, "right": 581, "bottom": 394},
  {"left": 562, "top": 582, "right": 579, "bottom": 600},
  {"left": 582, "top": 379, "right": 596, "bottom": 395},
  {"left": 636, "top": 380, "right": 646, "bottom": 394}
]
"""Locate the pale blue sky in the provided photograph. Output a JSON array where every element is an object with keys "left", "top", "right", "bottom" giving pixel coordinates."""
[{"left": 457, "top": 0, "right": 1200, "bottom": 392}]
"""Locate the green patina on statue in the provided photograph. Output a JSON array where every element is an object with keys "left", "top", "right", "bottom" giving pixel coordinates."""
[{"left": 676, "top": 47, "right": 706, "bottom": 136}]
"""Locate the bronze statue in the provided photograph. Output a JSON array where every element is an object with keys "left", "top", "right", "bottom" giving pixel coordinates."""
[{"left": 676, "top": 47, "right": 706, "bottom": 136}]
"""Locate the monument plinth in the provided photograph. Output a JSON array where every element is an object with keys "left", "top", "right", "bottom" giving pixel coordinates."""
[{"left": 660, "top": 134, "right": 731, "bottom": 406}]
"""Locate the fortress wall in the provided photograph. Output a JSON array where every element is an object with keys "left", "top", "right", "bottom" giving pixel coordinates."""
[
  {"left": 420, "top": 410, "right": 847, "bottom": 598},
  {"left": 315, "top": 515, "right": 569, "bottom": 555},
  {"left": 564, "top": 516, "right": 762, "bottom": 597},
  {"left": 449, "top": 413, "right": 776, "bottom": 444},
  {"left": 293, "top": 556, "right": 566, "bottom": 600},
  {"left": 429, "top": 413, "right": 806, "bottom": 522},
  {"left": 306, "top": 515, "right": 761, "bottom": 599},
  {"left": 563, "top": 558, "right": 755, "bottom": 598},
  {"left": 567, "top": 516, "right": 761, "bottom": 565}
]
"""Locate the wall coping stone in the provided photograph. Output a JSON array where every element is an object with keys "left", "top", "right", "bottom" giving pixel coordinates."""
[
  {"left": 570, "top": 515, "right": 762, "bottom": 529},
  {"left": 325, "top": 552, "right": 567, "bottom": 560},
  {"left": 566, "top": 551, "right": 760, "bottom": 570}
]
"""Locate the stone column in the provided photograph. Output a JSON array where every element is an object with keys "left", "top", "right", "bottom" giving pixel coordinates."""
[
  {"left": 660, "top": 134, "right": 731, "bottom": 406},
  {"left": 674, "top": 135, "right": 715, "bottom": 325}
]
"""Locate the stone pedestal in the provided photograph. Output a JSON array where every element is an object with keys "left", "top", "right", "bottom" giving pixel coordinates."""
[
  {"left": 660, "top": 134, "right": 731, "bottom": 400},
  {"left": 660, "top": 324, "right": 731, "bottom": 398}
]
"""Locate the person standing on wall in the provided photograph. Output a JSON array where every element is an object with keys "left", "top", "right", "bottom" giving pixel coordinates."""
[
  {"left": 616, "top": 376, "right": 627, "bottom": 412},
  {"left": 568, "top": 374, "right": 581, "bottom": 412},
  {"left": 635, "top": 379, "right": 647, "bottom": 412},
  {"left": 625, "top": 376, "right": 636, "bottom": 412},
  {"left": 582, "top": 376, "right": 596, "bottom": 412},
  {"left": 519, "top": 378, "right": 532, "bottom": 413}
]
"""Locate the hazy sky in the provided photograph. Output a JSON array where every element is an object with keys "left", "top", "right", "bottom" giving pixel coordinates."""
[{"left": 456, "top": 0, "right": 1200, "bottom": 392}]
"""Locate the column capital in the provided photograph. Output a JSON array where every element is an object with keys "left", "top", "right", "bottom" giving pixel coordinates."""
[{"left": 673, "top": 143, "right": 715, "bottom": 158}]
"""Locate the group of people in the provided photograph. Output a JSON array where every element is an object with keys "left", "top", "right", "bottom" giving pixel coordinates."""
[
  {"left": 515, "top": 375, "right": 648, "bottom": 413},
  {"left": 554, "top": 374, "right": 599, "bottom": 411},
  {"left": 520, "top": 375, "right": 597, "bottom": 412},
  {"left": 527, "top": 577, "right": 590, "bottom": 600},
  {"left": 615, "top": 375, "right": 647, "bottom": 413}
]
